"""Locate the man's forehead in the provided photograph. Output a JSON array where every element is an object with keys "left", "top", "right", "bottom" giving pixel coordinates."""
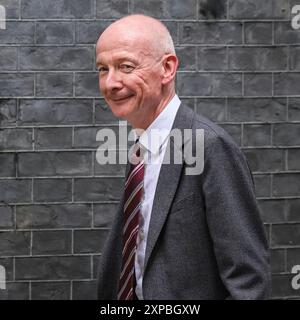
[
  {"left": 97, "top": 37, "right": 155, "bottom": 61},
  {"left": 96, "top": 48, "right": 140, "bottom": 63}
]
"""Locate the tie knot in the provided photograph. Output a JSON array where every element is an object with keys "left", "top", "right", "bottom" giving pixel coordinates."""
[{"left": 130, "top": 139, "right": 143, "bottom": 165}]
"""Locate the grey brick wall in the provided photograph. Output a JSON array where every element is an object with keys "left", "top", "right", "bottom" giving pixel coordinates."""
[{"left": 0, "top": 0, "right": 299, "bottom": 300}]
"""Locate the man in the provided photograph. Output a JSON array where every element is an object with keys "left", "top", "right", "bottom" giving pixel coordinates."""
[{"left": 96, "top": 14, "right": 270, "bottom": 300}]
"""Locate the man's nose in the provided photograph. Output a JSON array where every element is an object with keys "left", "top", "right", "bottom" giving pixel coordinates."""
[{"left": 105, "top": 70, "right": 123, "bottom": 91}]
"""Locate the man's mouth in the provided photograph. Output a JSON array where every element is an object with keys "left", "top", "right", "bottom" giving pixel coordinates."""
[{"left": 111, "top": 95, "right": 134, "bottom": 102}]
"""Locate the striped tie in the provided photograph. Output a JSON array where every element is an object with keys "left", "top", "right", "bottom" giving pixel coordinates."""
[{"left": 117, "top": 142, "right": 144, "bottom": 300}]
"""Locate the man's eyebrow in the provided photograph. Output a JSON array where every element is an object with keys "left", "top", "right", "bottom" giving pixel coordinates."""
[{"left": 96, "top": 56, "right": 139, "bottom": 66}]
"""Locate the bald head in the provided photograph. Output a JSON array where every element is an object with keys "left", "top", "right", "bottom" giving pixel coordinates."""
[
  {"left": 98, "top": 14, "right": 175, "bottom": 58},
  {"left": 96, "top": 14, "right": 179, "bottom": 129}
]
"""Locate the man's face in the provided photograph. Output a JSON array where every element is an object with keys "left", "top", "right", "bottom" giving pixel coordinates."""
[{"left": 96, "top": 30, "right": 164, "bottom": 123}]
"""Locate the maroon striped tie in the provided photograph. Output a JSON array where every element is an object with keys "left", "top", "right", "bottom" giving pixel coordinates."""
[{"left": 117, "top": 144, "right": 144, "bottom": 300}]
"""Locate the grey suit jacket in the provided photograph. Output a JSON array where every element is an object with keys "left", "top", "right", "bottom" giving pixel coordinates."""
[{"left": 97, "top": 103, "right": 271, "bottom": 300}]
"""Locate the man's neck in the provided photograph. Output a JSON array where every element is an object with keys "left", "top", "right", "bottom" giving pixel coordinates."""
[{"left": 130, "top": 90, "right": 176, "bottom": 130}]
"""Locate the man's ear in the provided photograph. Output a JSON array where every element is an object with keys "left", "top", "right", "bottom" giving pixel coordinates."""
[{"left": 161, "top": 54, "right": 179, "bottom": 85}]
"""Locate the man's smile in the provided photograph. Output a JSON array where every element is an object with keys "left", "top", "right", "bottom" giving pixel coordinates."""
[{"left": 110, "top": 95, "right": 135, "bottom": 102}]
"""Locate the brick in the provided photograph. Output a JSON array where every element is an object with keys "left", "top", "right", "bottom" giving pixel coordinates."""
[
  {"left": 0, "top": 47, "right": 18, "bottom": 71},
  {"left": 0, "top": 206, "right": 14, "bottom": 229},
  {"left": 73, "top": 280, "right": 97, "bottom": 300},
  {"left": 96, "top": 0, "right": 129, "bottom": 18},
  {"left": 275, "top": 22, "right": 300, "bottom": 45},
  {"left": 74, "top": 126, "right": 121, "bottom": 149},
  {"left": 198, "top": 47, "right": 227, "bottom": 71},
  {"left": 228, "top": 47, "right": 287, "bottom": 71},
  {"left": 31, "top": 282, "right": 71, "bottom": 300},
  {"left": 18, "top": 99, "right": 93, "bottom": 125},
  {"left": 228, "top": 98, "right": 286, "bottom": 122},
  {"left": 33, "top": 178, "right": 72, "bottom": 202},
  {"left": 271, "top": 224, "right": 300, "bottom": 246},
  {"left": 93, "top": 203, "right": 118, "bottom": 228},
  {"left": 0, "top": 153, "right": 16, "bottom": 178},
  {"left": 94, "top": 154, "right": 126, "bottom": 176},
  {"left": 35, "top": 127, "right": 73, "bottom": 150},
  {"left": 0, "top": 74, "right": 34, "bottom": 97},
  {"left": 161, "top": 22, "right": 178, "bottom": 45},
  {"left": 74, "top": 126, "right": 101, "bottom": 149},
  {"left": 0, "top": 179, "right": 31, "bottom": 203},
  {"left": 177, "top": 73, "right": 242, "bottom": 96},
  {"left": 0, "top": 128, "right": 32, "bottom": 150},
  {"left": 73, "top": 229, "right": 109, "bottom": 254},
  {"left": 264, "top": 224, "right": 270, "bottom": 245},
  {"left": 271, "top": 274, "right": 298, "bottom": 298},
  {"left": 0, "top": 99, "right": 17, "bottom": 126},
  {"left": 274, "top": 73, "right": 300, "bottom": 96},
  {"left": 0, "top": 282, "right": 29, "bottom": 300},
  {"left": 273, "top": 173, "right": 300, "bottom": 197},
  {"left": 93, "top": 255, "right": 101, "bottom": 279},
  {"left": 15, "top": 256, "right": 91, "bottom": 280},
  {"left": 131, "top": 0, "right": 197, "bottom": 19},
  {"left": 270, "top": 249, "right": 285, "bottom": 273},
  {"left": 36, "top": 22, "right": 74, "bottom": 44},
  {"left": 244, "top": 73, "right": 272, "bottom": 97},
  {"left": 273, "top": 124, "right": 300, "bottom": 146},
  {"left": 95, "top": 99, "right": 121, "bottom": 124},
  {"left": 0, "top": 257, "right": 13, "bottom": 280},
  {"left": 74, "top": 177, "right": 123, "bottom": 201},
  {"left": 258, "top": 199, "right": 285, "bottom": 223},
  {"left": 243, "top": 124, "right": 271, "bottom": 147},
  {"left": 20, "top": 47, "right": 94, "bottom": 71},
  {"left": 32, "top": 230, "right": 72, "bottom": 255},
  {"left": 286, "top": 199, "right": 300, "bottom": 222},
  {"left": 244, "top": 22, "right": 273, "bottom": 45},
  {"left": 289, "top": 47, "right": 300, "bottom": 71},
  {"left": 0, "top": 231, "right": 30, "bottom": 256},
  {"left": 0, "top": 0, "right": 19, "bottom": 19},
  {"left": 199, "top": 0, "right": 227, "bottom": 19},
  {"left": 75, "top": 21, "right": 111, "bottom": 44},
  {"left": 219, "top": 124, "right": 241, "bottom": 146},
  {"left": 0, "top": 22, "right": 34, "bottom": 44},
  {"left": 180, "top": 98, "right": 195, "bottom": 110},
  {"left": 196, "top": 98, "right": 226, "bottom": 122},
  {"left": 288, "top": 149, "right": 300, "bottom": 171},
  {"left": 287, "top": 248, "right": 300, "bottom": 270},
  {"left": 176, "top": 46, "right": 197, "bottom": 71},
  {"left": 36, "top": 73, "right": 73, "bottom": 97},
  {"left": 289, "top": 98, "right": 300, "bottom": 121},
  {"left": 229, "top": 0, "right": 289, "bottom": 19},
  {"left": 75, "top": 73, "right": 101, "bottom": 97},
  {"left": 21, "top": 0, "right": 93, "bottom": 18},
  {"left": 16, "top": 204, "right": 92, "bottom": 229},
  {"left": 253, "top": 174, "right": 271, "bottom": 197},
  {"left": 179, "top": 22, "right": 242, "bottom": 45},
  {"left": 243, "top": 149, "right": 285, "bottom": 173},
  {"left": 17, "top": 151, "right": 92, "bottom": 177}
]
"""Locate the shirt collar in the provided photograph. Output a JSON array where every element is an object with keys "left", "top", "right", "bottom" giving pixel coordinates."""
[{"left": 134, "top": 94, "right": 181, "bottom": 155}]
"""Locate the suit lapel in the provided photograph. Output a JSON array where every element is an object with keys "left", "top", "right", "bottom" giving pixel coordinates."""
[{"left": 143, "top": 105, "right": 194, "bottom": 271}]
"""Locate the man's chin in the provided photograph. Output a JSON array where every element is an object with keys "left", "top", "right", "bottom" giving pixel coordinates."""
[{"left": 110, "top": 104, "right": 136, "bottom": 120}]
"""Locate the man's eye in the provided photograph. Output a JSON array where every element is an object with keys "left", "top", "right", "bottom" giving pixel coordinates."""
[
  {"left": 98, "top": 66, "right": 108, "bottom": 73},
  {"left": 120, "top": 64, "right": 134, "bottom": 73}
]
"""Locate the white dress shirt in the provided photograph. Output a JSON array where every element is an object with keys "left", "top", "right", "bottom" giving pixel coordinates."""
[{"left": 133, "top": 94, "right": 181, "bottom": 299}]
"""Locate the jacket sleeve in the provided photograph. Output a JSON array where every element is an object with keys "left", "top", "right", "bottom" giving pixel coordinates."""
[{"left": 202, "top": 130, "right": 271, "bottom": 299}]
